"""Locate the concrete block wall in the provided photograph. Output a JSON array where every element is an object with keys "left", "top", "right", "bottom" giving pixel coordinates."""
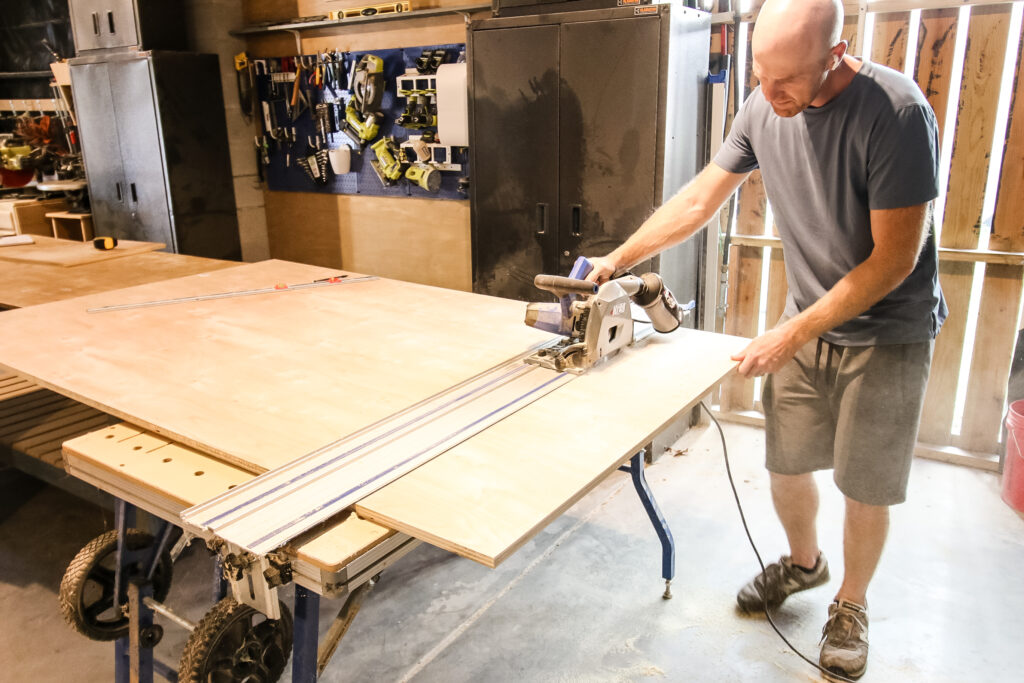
[{"left": 184, "top": 0, "right": 271, "bottom": 262}]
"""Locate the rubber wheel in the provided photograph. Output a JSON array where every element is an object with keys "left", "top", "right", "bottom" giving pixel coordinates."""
[
  {"left": 178, "top": 597, "right": 293, "bottom": 683},
  {"left": 59, "top": 528, "right": 173, "bottom": 641}
]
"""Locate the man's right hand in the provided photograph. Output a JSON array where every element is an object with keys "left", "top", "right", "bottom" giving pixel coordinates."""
[{"left": 584, "top": 256, "right": 617, "bottom": 284}]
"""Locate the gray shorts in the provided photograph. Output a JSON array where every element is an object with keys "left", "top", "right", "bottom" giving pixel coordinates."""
[{"left": 762, "top": 335, "right": 933, "bottom": 505}]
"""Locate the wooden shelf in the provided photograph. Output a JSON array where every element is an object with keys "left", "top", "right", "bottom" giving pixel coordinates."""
[{"left": 231, "top": 4, "right": 489, "bottom": 37}]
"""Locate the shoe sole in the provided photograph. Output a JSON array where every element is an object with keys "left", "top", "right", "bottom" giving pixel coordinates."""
[{"left": 822, "top": 663, "right": 867, "bottom": 681}]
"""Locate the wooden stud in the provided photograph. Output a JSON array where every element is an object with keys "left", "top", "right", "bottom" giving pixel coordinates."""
[
  {"left": 957, "top": 263, "right": 1024, "bottom": 453},
  {"left": 918, "top": 260, "right": 973, "bottom": 444},
  {"left": 765, "top": 247, "right": 787, "bottom": 328},
  {"left": 941, "top": 4, "right": 1012, "bottom": 250},
  {"left": 721, "top": 244, "right": 761, "bottom": 411},
  {"left": 915, "top": 8, "right": 960, "bottom": 146},
  {"left": 871, "top": 11, "right": 911, "bottom": 71},
  {"left": 991, "top": 12, "right": 1024, "bottom": 252}
]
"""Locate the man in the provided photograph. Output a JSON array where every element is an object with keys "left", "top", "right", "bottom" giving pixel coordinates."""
[{"left": 585, "top": 0, "right": 945, "bottom": 678}]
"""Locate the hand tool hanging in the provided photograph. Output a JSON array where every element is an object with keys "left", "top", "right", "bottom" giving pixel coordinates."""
[{"left": 234, "top": 52, "right": 256, "bottom": 123}]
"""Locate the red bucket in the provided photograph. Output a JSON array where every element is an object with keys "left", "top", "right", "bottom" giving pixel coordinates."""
[{"left": 1003, "top": 400, "right": 1024, "bottom": 514}]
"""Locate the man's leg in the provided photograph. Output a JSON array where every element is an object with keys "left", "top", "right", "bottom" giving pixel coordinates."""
[
  {"left": 770, "top": 471, "right": 820, "bottom": 569},
  {"left": 837, "top": 497, "right": 889, "bottom": 605}
]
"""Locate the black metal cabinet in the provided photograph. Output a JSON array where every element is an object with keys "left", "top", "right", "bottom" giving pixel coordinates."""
[
  {"left": 69, "top": 52, "right": 240, "bottom": 259},
  {"left": 469, "top": 2, "right": 709, "bottom": 303}
]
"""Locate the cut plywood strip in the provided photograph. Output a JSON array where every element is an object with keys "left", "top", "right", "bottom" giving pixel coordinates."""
[
  {"left": 765, "top": 247, "right": 788, "bottom": 329},
  {"left": 941, "top": 4, "right": 1012, "bottom": 249},
  {"left": 918, "top": 260, "right": 974, "bottom": 444},
  {"left": 991, "top": 12, "right": 1024, "bottom": 252},
  {"left": 0, "top": 235, "right": 164, "bottom": 267},
  {"left": 871, "top": 11, "right": 911, "bottom": 71},
  {"left": 356, "top": 328, "right": 747, "bottom": 568},
  {"left": 182, "top": 363, "right": 571, "bottom": 555},
  {"left": 0, "top": 260, "right": 554, "bottom": 474},
  {"left": 63, "top": 423, "right": 397, "bottom": 572},
  {"left": 956, "top": 263, "right": 1024, "bottom": 453},
  {"left": 915, "top": 8, "right": 960, "bottom": 145}
]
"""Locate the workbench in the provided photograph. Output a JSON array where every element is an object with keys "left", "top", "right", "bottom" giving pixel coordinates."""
[
  {"left": 0, "top": 238, "right": 238, "bottom": 490},
  {"left": 0, "top": 259, "right": 746, "bottom": 681}
]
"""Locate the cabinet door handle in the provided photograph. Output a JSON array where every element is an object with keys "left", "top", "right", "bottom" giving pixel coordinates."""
[
  {"left": 536, "top": 203, "right": 548, "bottom": 235},
  {"left": 130, "top": 183, "right": 138, "bottom": 203},
  {"left": 92, "top": 13, "right": 100, "bottom": 35},
  {"left": 107, "top": 10, "right": 116, "bottom": 34},
  {"left": 115, "top": 182, "right": 122, "bottom": 202},
  {"left": 571, "top": 204, "right": 582, "bottom": 237}
]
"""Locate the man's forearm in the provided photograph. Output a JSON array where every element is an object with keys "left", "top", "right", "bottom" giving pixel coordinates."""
[
  {"left": 604, "top": 163, "right": 748, "bottom": 272},
  {"left": 782, "top": 254, "right": 914, "bottom": 346}
]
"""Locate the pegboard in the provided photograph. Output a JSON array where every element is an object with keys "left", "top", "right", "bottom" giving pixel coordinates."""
[{"left": 253, "top": 44, "right": 468, "bottom": 200}]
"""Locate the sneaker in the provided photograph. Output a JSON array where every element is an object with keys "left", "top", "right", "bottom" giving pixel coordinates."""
[
  {"left": 819, "top": 599, "right": 869, "bottom": 680},
  {"left": 736, "top": 553, "right": 830, "bottom": 612}
]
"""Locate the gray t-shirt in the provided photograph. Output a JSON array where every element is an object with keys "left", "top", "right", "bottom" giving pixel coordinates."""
[{"left": 714, "top": 60, "right": 947, "bottom": 346}]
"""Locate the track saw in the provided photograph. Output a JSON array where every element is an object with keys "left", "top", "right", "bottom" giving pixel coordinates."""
[{"left": 524, "top": 257, "right": 693, "bottom": 374}]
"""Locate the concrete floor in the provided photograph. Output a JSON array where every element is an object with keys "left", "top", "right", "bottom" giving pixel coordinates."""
[{"left": 2, "top": 421, "right": 1022, "bottom": 682}]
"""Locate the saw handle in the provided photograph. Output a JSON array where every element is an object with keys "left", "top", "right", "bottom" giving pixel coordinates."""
[{"left": 533, "top": 274, "right": 598, "bottom": 298}]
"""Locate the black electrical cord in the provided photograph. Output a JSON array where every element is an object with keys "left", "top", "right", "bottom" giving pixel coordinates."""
[{"left": 700, "top": 402, "right": 857, "bottom": 683}]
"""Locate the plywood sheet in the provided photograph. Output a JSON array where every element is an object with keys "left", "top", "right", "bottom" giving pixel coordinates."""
[
  {"left": 356, "top": 328, "right": 746, "bottom": 567},
  {"left": 0, "top": 235, "right": 164, "bottom": 267},
  {"left": 0, "top": 251, "right": 238, "bottom": 308},
  {"left": 720, "top": 244, "right": 761, "bottom": 411},
  {"left": 0, "top": 260, "right": 553, "bottom": 474}
]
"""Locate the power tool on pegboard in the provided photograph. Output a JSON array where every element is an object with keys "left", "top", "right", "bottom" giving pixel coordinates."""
[
  {"left": 369, "top": 136, "right": 404, "bottom": 185},
  {"left": 342, "top": 54, "right": 385, "bottom": 148}
]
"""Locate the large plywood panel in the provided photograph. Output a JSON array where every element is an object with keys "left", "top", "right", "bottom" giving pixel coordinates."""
[
  {"left": 0, "top": 260, "right": 553, "bottom": 473},
  {"left": 0, "top": 251, "right": 238, "bottom": 308},
  {"left": 338, "top": 195, "right": 471, "bottom": 291},
  {"left": 264, "top": 191, "right": 344, "bottom": 268},
  {"left": 941, "top": 4, "right": 1011, "bottom": 249},
  {"left": 357, "top": 327, "right": 746, "bottom": 567},
  {"left": 0, "top": 236, "right": 163, "bottom": 267}
]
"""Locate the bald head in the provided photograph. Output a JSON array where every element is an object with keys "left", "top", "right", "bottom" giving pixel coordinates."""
[
  {"left": 753, "top": 0, "right": 843, "bottom": 60},
  {"left": 749, "top": 0, "right": 848, "bottom": 117}
]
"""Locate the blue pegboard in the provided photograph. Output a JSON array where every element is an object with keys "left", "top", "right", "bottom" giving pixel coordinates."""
[{"left": 255, "top": 44, "right": 468, "bottom": 200}]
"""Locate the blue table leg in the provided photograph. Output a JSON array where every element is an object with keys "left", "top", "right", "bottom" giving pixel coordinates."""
[
  {"left": 114, "top": 637, "right": 129, "bottom": 683},
  {"left": 292, "top": 584, "right": 321, "bottom": 682},
  {"left": 619, "top": 451, "right": 675, "bottom": 599}
]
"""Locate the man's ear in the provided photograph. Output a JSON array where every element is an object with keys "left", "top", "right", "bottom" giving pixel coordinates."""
[{"left": 830, "top": 39, "right": 849, "bottom": 70}]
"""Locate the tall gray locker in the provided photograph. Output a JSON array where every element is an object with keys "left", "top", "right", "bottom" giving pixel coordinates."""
[
  {"left": 69, "top": 51, "right": 240, "bottom": 260},
  {"left": 468, "top": 2, "right": 710, "bottom": 304}
]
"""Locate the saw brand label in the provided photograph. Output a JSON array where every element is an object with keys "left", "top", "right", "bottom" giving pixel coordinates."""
[
  {"left": 634, "top": 6, "right": 659, "bottom": 14},
  {"left": 613, "top": 302, "right": 627, "bottom": 316},
  {"left": 617, "top": 0, "right": 643, "bottom": 5}
]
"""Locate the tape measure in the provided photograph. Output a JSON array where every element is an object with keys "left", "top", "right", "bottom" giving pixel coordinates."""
[{"left": 93, "top": 236, "right": 118, "bottom": 251}]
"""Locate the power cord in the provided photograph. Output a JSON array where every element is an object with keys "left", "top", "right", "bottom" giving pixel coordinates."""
[{"left": 700, "top": 402, "right": 857, "bottom": 683}]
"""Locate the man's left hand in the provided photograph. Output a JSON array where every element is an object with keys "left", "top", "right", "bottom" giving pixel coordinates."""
[{"left": 731, "top": 326, "right": 802, "bottom": 378}]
